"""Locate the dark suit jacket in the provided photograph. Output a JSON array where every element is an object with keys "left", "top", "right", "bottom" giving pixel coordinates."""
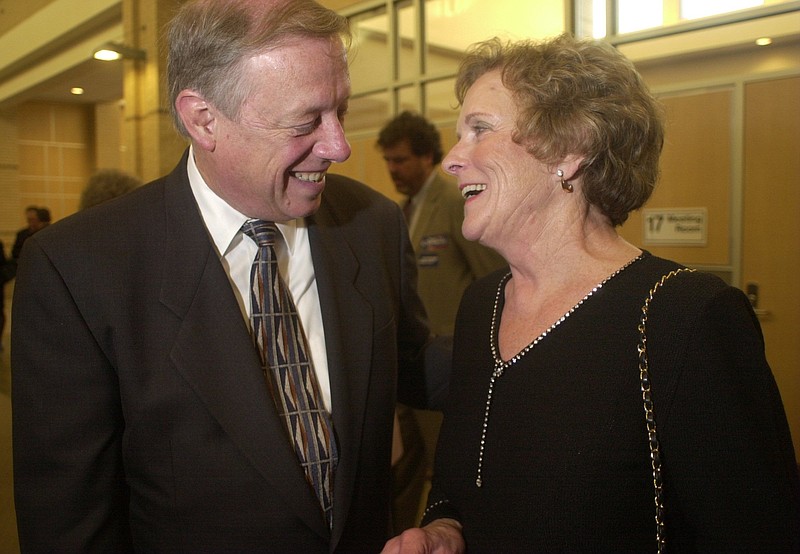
[{"left": 11, "top": 153, "right": 445, "bottom": 553}]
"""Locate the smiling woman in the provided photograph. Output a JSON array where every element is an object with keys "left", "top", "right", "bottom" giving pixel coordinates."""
[{"left": 381, "top": 33, "right": 800, "bottom": 554}]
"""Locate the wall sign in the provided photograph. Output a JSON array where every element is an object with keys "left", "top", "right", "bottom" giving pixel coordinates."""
[{"left": 643, "top": 208, "right": 707, "bottom": 246}]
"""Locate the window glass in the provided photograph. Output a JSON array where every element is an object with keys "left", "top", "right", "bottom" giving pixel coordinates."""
[
  {"left": 425, "top": 78, "right": 459, "bottom": 123},
  {"left": 618, "top": 0, "right": 663, "bottom": 34},
  {"left": 346, "top": 91, "right": 390, "bottom": 133},
  {"left": 397, "top": 0, "right": 418, "bottom": 81},
  {"left": 398, "top": 86, "right": 419, "bottom": 114},
  {"left": 681, "top": 0, "right": 762, "bottom": 20},
  {"left": 575, "top": 0, "right": 777, "bottom": 38},
  {"left": 425, "top": 0, "right": 563, "bottom": 70},
  {"left": 349, "top": 7, "right": 390, "bottom": 94}
]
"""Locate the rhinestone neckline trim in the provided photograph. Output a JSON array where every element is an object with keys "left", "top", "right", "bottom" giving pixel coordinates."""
[{"left": 475, "top": 254, "right": 644, "bottom": 487}]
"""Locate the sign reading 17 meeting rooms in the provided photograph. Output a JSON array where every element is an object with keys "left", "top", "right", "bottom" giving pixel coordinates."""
[{"left": 643, "top": 208, "right": 707, "bottom": 246}]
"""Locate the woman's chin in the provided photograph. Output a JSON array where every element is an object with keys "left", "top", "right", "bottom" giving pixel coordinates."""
[{"left": 461, "top": 222, "right": 484, "bottom": 244}]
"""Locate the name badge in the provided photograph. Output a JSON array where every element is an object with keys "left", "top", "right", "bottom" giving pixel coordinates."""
[
  {"left": 418, "top": 254, "right": 440, "bottom": 268},
  {"left": 419, "top": 234, "right": 449, "bottom": 252}
]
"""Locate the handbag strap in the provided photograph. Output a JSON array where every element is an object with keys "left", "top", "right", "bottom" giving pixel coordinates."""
[{"left": 638, "top": 268, "right": 695, "bottom": 554}]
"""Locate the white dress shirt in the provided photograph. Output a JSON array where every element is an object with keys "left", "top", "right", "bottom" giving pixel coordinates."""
[{"left": 186, "top": 147, "right": 332, "bottom": 411}]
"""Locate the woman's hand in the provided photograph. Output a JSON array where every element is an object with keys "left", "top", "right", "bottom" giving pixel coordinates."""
[{"left": 380, "top": 518, "right": 465, "bottom": 554}]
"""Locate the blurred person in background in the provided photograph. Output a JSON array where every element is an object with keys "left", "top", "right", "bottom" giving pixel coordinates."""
[
  {"left": 80, "top": 169, "right": 142, "bottom": 210},
  {"left": 377, "top": 111, "right": 505, "bottom": 531}
]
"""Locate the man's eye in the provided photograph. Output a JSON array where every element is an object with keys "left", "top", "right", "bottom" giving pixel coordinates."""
[{"left": 295, "top": 117, "right": 322, "bottom": 135}]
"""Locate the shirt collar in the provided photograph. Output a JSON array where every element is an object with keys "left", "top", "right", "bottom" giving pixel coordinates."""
[{"left": 187, "top": 145, "right": 301, "bottom": 256}]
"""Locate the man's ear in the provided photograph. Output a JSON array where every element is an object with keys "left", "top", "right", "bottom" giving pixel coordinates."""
[{"left": 175, "top": 90, "right": 217, "bottom": 152}]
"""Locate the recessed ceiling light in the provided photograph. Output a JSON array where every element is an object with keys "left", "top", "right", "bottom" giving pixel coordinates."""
[
  {"left": 70, "top": 87, "right": 85, "bottom": 95},
  {"left": 94, "top": 48, "right": 122, "bottom": 61},
  {"left": 755, "top": 37, "right": 773, "bottom": 46}
]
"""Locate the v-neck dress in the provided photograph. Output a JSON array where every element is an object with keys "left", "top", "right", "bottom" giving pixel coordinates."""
[{"left": 422, "top": 252, "right": 799, "bottom": 553}]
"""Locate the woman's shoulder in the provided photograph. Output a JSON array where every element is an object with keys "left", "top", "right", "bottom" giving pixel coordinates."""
[
  {"left": 635, "top": 252, "right": 759, "bottom": 342},
  {"left": 635, "top": 251, "right": 731, "bottom": 299}
]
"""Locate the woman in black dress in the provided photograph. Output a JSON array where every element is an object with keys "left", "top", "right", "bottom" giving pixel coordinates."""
[{"left": 382, "top": 34, "right": 799, "bottom": 553}]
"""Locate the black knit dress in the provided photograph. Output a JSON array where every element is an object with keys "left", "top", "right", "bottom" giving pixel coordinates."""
[{"left": 423, "top": 252, "right": 800, "bottom": 553}]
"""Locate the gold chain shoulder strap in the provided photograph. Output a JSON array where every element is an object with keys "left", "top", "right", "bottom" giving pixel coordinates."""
[{"left": 638, "top": 268, "right": 695, "bottom": 554}]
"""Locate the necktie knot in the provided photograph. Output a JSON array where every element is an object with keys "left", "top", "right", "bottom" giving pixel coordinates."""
[{"left": 242, "top": 219, "right": 278, "bottom": 247}]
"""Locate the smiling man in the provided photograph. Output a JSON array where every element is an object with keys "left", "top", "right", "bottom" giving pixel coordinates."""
[{"left": 11, "top": 1, "right": 448, "bottom": 552}]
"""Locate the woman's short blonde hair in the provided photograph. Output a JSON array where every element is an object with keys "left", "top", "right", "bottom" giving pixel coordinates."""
[{"left": 455, "top": 34, "right": 664, "bottom": 226}]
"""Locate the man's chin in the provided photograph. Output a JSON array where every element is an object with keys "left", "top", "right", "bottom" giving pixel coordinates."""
[{"left": 292, "top": 196, "right": 324, "bottom": 219}]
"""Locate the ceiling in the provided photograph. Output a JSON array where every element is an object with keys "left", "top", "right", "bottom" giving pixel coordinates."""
[
  {"left": 7, "top": 58, "right": 124, "bottom": 107},
  {"left": 2, "top": 3, "right": 798, "bottom": 110}
]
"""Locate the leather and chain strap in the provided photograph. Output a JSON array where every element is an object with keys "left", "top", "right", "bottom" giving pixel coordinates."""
[{"left": 637, "top": 268, "right": 695, "bottom": 553}]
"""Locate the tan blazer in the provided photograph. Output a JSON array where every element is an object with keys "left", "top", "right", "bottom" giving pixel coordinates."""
[{"left": 409, "top": 173, "right": 506, "bottom": 336}]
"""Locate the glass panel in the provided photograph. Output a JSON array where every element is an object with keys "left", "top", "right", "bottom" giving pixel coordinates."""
[
  {"left": 681, "top": 0, "right": 762, "bottom": 20},
  {"left": 349, "top": 7, "right": 390, "bottom": 94},
  {"left": 424, "top": 78, "right": 459, "bottom": 123},
  {"left": 618, "top": 0, "right": 663, "bottom": 34},
  {"left": 346, "top": 91, "right": 390, "bottom": 133},
  {"left": 425, "top": 0, "right": 564, "bottom": 72},
  {"left": 574, "top": 0, "right": 608, "bottom": 38},
  {"left": 575, "top": 0, "right": 784, "bottom": 38},
  {"left": 397, "top": 0, "right": 418, "bottom": 81},
  {"left": 398, "top": 86, "right": 420, "bottom": 114}
]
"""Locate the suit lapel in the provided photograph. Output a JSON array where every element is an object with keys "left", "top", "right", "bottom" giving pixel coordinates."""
[
  {"left": 411, "top": 175, "right": 445, "bottom": 248},
  {"left": 308, "top": 194, "right": 374, "bottom": 542},
  {"left": 157, "top": 156, "right": 330, "bottom": 540}
]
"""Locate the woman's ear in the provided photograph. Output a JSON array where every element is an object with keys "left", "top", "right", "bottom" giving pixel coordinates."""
[
  {"left": 175, "top": 90, "right": 217, "bottom": 152},
  {"left": 557, "top": 154, "right": 585, "bottom": 183}
]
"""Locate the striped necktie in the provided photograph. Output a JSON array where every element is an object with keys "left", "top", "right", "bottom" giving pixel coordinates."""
[{"left": 241, "top": 219, "right": 337, "bottom": 528}]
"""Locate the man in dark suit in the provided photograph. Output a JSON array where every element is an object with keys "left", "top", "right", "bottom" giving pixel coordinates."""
[{"left": 11, "top": 0, "right": 449, "bottom": 552}]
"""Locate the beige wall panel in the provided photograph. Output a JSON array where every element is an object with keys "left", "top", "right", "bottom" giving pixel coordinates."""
[
  {"left": 337, "top": 135, "right": 400, "bottom": 203},
  {"left": 16, "top": 104, "right": 52, "bottom": 140},
  {"left": 95, "top": 100, "right": 124, "bottom": 170},
  {"left": 18, "top": 144, "right": 46, "bottom": 175},
  {"left": 332, "top": 137, "right": 363, "bottom": 183},
  {"left": 14, "top": 102, "right": 93, "bottom": 224},
  {"left": 53, "top": 105, "right": 92, "bottom": 144},
  {"left": 0, "top": 110, "right": 19, "bottom": 238},
  {"left": 43, "top": 177, "right": 66, "bottom": 197},
  {"left": 620, "top": 90, "right": 732, "bottom": 266},
  {"left": 18, "top": 179, "right": 47, "bottom": 197},
  {"left": 639, "top": 42, "right": 800, "bottom": 90},
  {"left": 44, "top": 146, "right": 63, "bottom": 176},
  {"left": 363, "top": 143, "right": 397, "bottom": 203},
  {"left": 60, "top": 177, "right": 84, "bottom": 196},
  {"left": 61, "top": 196, "right": 80, "bottom": 216},
  {"left": 60, "top": 147, "right": 91, "bottom": 179},
  {"left": 742, "top": 76, "right": 800, "bottom": 459}
]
